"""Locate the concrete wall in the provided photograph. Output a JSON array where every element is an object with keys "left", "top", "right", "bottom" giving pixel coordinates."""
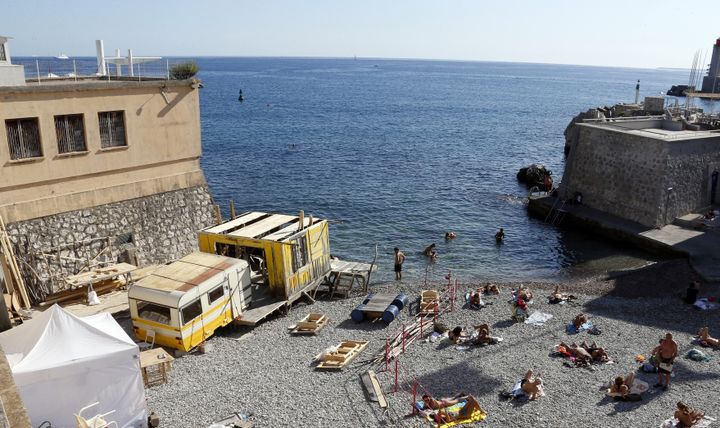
[
  {"left": 560, "top": 123, "right": 720, "bottom": 227},
  {"left": 0, "top": 79, "right": 204, "bottom": 223},
  {"left": 0, "top": 65, "right": 25, "bottom": 87},
  {"left": 5, "top": 185, "right": 215, "bottom": 295},
  {"left": 560, "top": 124, "right": 669, "bottom": 227}
]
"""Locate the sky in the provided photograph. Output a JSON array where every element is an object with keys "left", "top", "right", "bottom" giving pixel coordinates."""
[{"left": 1, "top": 0, "right": 718, "bottom": 68}]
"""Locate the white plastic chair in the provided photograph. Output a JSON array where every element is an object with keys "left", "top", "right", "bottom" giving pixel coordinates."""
[
  {"left": 74, "top": 402, "right": 118, "bottom": 428},
  {"left": 138, "top": 329, "right": 156, "bottom": 351}
]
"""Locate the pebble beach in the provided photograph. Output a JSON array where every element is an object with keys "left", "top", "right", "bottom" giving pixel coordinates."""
[{"left": 140, "top": 259, "right": 720, "bottom": 427}]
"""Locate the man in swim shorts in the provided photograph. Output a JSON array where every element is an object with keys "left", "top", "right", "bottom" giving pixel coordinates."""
[
  {"left": 654, "top": 332, "right": 678, "bottom": 391},
  {"left": 394, "top": 247, "right": 405, "bottom": 280}
]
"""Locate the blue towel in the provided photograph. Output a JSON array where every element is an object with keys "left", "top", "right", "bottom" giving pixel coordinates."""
[{"left": 566, "top": 321, "right": 593, "bottom": 334}]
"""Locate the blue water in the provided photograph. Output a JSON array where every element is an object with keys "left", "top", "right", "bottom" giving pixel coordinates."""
[{"left": 195, "top": 59, "right": 719, "bottom": 282}]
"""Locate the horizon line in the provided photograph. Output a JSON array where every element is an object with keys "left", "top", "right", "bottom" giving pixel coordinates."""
[{"left": 10, "top": 54, "right": 691, "bottom": 72}]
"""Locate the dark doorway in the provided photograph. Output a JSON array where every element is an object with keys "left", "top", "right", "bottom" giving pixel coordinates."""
[{"left": 712, "top": 170, "right": 719, "bottom": 205}]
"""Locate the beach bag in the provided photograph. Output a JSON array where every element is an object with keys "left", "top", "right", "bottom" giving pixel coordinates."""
[{"left": 87, "top": 284, "right": 100, "bottom": 305}]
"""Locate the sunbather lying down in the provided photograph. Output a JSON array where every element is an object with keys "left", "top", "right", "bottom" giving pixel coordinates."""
[
  {"left": 548, "top": 285, "right": 577, "bottom": 304},
  {"left": 608, "top": 372, "right": 636, "bottom": 396},
  {"left": 697, "top": 327, "right": 719, "bottom": 347},
  {"left": 473, "top": 324, "right": 501, "bottom": 345},
  {"left": 421, "top": 394, "right": 484, "bottom": 425},
  {"left": 675, "top": 401, "right": 705, "bottom": 427},
  {"left": 448, "top": 326, "right": 469, "bottom": 344},
  {"left": 558, "top": 341, "right": 593, "bottom": 364},
  {"left": 579, "top": 341, "right": 610, "bottom": 362},
  {"left": 482, "top": 283, "right": 500, "bottom": 294},
  {"left": 521, "top": 370, "right": 544, "bottom": 400}
]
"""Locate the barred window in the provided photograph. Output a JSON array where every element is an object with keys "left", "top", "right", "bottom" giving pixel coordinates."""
[
  {"left": 54, "top": 114, "right": 86, "bottom": 154},
  {"left": 0, "top": 44, "right": 6, "bottom": 62},
  {"left": 291, "top": 235, "right": 308, "bottom": 273},
  {"left": 98, "top": 111, "right": 127, "bottom": 148},
  {"left": 5, "top": 118, "right": 42, "bottom": 160}
]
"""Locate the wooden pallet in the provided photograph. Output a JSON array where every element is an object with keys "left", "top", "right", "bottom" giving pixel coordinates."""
[
  {"left": 419, "top": 290, "right": 440, "bottom": 315},
  {"left": 315, "top": 340, "right": 369, "bottom": 370},
  {"left": 289, "top": 313, "right": 329, "bottom": 335}
]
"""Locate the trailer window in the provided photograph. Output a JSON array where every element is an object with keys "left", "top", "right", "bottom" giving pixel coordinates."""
[
  {"left": 208, "top": 285, "right": 225, "bottom": 305},
  {"left": 181, "top": 299, "right": 203, "bottom": 325},
  {"left": 137, "top": 301, "right": 171, "bottom": 325},
  {"left": 291, "top": 235, "right": 308, "bottom": 273}
]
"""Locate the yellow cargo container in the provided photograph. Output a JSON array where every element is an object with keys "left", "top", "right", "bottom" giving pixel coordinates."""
[{"left": 197, "top": 211, "right": 331, "bottom": 302}]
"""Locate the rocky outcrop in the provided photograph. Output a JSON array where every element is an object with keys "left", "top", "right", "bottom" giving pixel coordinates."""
[{"left": 517, "top": 164, "right": 553, "bottom": 189}]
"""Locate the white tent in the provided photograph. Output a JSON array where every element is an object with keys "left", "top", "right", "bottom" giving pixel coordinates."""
[{"left": 0, "top": 305, "right": 147, "bottom": 428}]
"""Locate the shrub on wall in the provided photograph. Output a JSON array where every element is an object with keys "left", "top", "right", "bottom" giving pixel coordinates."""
[{"left": 170, "top": 61, "right": 199, "bottom": 80}]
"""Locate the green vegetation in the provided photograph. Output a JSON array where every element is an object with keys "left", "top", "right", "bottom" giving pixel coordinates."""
[{"left": 170, "top": 61, "right": 199, "bottom": 80}]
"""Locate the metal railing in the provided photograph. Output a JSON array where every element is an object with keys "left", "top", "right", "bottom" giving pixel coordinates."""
[{"left": 13, "top": 57, "right": 196, "bottom": 83}]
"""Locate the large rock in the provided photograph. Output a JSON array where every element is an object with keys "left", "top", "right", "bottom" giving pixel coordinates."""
[{"left": 517, "top": 164, "right": 553, "bottom": 189}]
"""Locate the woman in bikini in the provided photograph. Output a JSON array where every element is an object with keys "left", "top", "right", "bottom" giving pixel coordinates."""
[{"left": 579, "top": 341, "right": 610, "bottom": 362}]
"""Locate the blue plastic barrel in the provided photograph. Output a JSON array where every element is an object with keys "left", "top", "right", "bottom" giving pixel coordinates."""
[
  {"left": 382, "top": 304, "right": 400, "bottom": 324},
  {"left": 362, "top": 293, "right": 376, "bottom": 304},
  {"left": 391, "top": 293, "right": 409, "bottom": 311},
  {"left": 351, "top": 304, "right": 366, "bottom": 322}
]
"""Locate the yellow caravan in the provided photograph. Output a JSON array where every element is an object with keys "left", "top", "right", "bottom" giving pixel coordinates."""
[
  {"left": 197, "top": 211, "right": 331, "bottom": 305},
  {"left": 128, "top": 252, "right": 252, "bottom": 351}
]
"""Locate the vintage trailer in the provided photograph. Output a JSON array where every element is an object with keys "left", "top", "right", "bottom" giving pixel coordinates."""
[
  {"left": 128, "top": 252, "right": 251, "bottom": 351},
  {"left": 197, "top": 211, "right": 331, "bottom": 303}
]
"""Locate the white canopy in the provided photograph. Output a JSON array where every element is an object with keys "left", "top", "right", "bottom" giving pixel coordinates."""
[{"left": 0, "top": 305, "right": 147, "bottom": 428}]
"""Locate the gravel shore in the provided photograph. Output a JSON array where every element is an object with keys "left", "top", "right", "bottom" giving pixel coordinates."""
[{"left": 141, "top": 259, "right": 720, "bottom": 427}]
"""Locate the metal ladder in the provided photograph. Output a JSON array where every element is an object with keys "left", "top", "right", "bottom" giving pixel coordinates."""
[{"left": 545, "top": 198, "right": 567, "bottom": 226}]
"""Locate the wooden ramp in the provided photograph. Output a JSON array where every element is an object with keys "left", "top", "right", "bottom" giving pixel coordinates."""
[
  {"left": 235, "top": 286, "right": 287, "bottom": 326},
  {"left": 315, "top": 340, "right": 369, "bottom": 370},
  {"left": 289, "top": 313, "right": 329, "bottom": 335}
]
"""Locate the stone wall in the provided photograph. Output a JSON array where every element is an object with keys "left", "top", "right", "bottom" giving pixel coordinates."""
[
  {"left": 5, "top": 185, "right": 215, "bottom": 300},
  {"left": 559, "top": 125, "right": 669, "bottom": 227},
  {"left": 560, "top": 123, "right": 720, "bottom": 228}
]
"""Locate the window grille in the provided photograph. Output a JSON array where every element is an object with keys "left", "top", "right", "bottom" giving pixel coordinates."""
[
  {"left": 5, "top": 118, "right": 42, "bottom": 160},
  {"left": 98, "top": 111, "right": 127, "bottom": 148},
  {"left": 0, "top": 44, "right": 6, "bottom": 62},
  {"left": 54, "top": 114, "right": 86, "bottom": 153}
]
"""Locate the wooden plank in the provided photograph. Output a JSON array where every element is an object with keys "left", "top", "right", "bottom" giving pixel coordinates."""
[
  {"left": 229, "top": 214, "right": 297, "bottom": 239},
  {"left": 64, "top": 263, "right": 137, "bottom": 287},
  {"left": 235, "top": 300, "right": 287, "bottom": 326},
  {"left": 264, "top": 217, "right": 313, "bottom": 241},
  {"left": 204, "top": 212, "right": 267, "bottom": 235},
  {"left": 361, "top": 371, "right": 378, "bottom": 402},
  {"left": 368, "top": 370, "right": 387, "bottom": 408}
]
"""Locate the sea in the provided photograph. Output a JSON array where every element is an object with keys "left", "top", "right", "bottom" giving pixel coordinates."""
[{"left": 18, "top": 56, "right": 720, "bottom": 283}]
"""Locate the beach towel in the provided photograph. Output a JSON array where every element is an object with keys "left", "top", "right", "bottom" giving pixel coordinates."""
[
  {"left": 687, "top": 348, "right": 713, "bottom": 362},
  {"left": 525, "top": 311, "right": 553, "bottom": 326},
  {"left": 416, "top": 397, "right": 487, "bottom": 428},
  {"left": 694, "top": 298, "right": 718, "bottom": 310},
  {"left": 566, "top": 320, "right": 593, "bottom": 334},
  {"left": 660, "top": 416, "right": 715, "bottom": 428}
]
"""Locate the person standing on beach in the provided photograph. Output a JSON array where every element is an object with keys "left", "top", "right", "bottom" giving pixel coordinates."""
[
  {"left": 394, "top": 247, "right": 405, "bottom": 280},
  {"left": 654, "top": 333, "right": 678, "bottom": 391}
]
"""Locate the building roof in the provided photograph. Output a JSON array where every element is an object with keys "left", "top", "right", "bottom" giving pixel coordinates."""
[
  {"left": 202, "top": 211, "right": 324, "bottom": 242},
  {"left": 579, "top": 118, "right": 720, "bottom": 141}
]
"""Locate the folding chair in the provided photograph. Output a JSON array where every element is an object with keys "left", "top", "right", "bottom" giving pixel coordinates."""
[
  {"left": 74, "top": 402, "right": 118, "bottom": 428},
  {"left": 138, "top": 329, "right": 155, "bottom": 351}
]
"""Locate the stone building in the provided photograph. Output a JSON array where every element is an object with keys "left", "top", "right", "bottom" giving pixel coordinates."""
[
  {"left": 0, "top": 38, "right": 215, "bottom": 300},
  {"left": 701, "top": 37, "right": 720, "bottom": 94},
  {"left": 560, "top": 117, "right": 720, "bottom": 228}
]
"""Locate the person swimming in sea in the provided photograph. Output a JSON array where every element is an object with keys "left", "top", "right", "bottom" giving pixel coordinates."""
[{"left": 495, "top": 228, "right": 505, "bottom": 243}]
